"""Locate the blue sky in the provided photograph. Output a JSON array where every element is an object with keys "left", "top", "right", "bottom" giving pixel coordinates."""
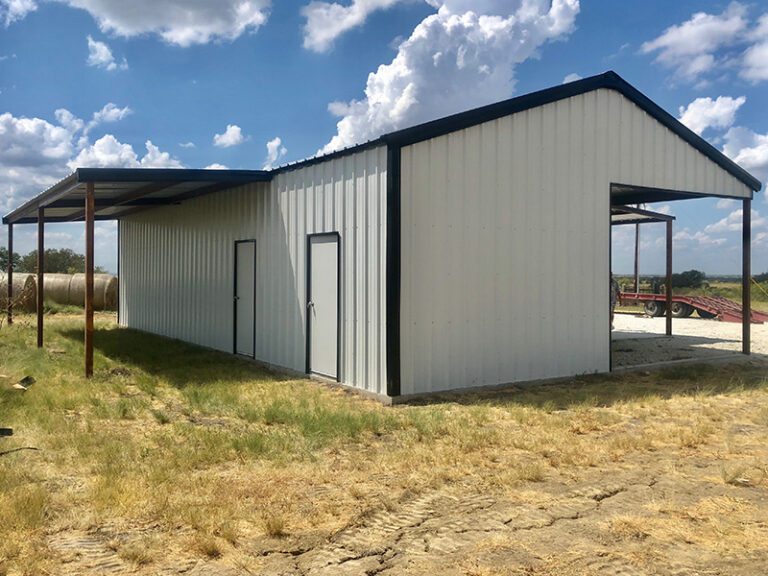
[{"left": 1, "top": 0, "right": 767, "bottom": 275}]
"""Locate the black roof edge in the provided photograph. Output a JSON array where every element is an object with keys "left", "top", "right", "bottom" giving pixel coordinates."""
[
  {"left": 381, "top": 71, "right": 762, "bottom": 192},
  {"left": 4, "top": 70, "right": 761, "bottom": 225},
  {"left": 269, "top": 138, "right": 385, "bottom": 176},
  {"left": 76, "top": 167, "right": 271, "bottom": 183}
]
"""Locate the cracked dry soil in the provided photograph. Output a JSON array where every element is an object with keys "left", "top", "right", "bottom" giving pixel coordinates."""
[{"left": 48, "top": 443, "right": 768, "bottom": 576}]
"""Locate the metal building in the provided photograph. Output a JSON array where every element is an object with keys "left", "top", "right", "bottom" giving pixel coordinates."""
[{"left": 3, "top": 72, "right": 762, "bottom": 401}]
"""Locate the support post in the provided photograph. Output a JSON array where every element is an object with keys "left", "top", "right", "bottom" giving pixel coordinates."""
[
  {"left": 7, "top": 223, "right": 13, "bottom": 325},
  {"left": 743, "top": 198, "right": 751, "bottom": 355},
  {"left": 633, "top": 223, "right": 640, "bottom": 292},
  {"left": 37, "top": 208, "right": 44, "bottom": 348},
  {"left": 665, "top": 219, "right": 672, "bottom": 337},
  {"left": 85, "top": 182, "right": 95, "bottom": 377}
]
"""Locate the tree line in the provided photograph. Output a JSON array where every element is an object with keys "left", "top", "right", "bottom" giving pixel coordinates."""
[{"left": 0, "top": 247, "right": 107, "bottom": 274}]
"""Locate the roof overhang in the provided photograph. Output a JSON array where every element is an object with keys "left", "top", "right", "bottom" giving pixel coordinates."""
[
  {"left": 2, "top": 168, "right": 271, "bottom": 225},
  {"left": 611, "top": 205, "right": 675, "bottom": 226}
]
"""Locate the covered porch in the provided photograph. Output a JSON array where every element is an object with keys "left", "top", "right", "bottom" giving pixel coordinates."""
[
  {"left": 609, "top": 182, "right": 756, "bottom": 369},
  {"left": 3, "top": 168, "right": 269, "bottom": 377}
]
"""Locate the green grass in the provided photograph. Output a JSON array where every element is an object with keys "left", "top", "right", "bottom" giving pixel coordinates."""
[{"left": 1, "top": 313, "right": 767, "bottom": 574}]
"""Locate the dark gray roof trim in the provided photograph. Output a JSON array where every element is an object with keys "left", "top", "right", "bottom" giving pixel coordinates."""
[
  {"left": 381, "top": 71, "right": 761, "bottom": 192},
  {"left": 4, "top": 71, "right": 761, "bottom": 225},
  {"left": 3, "top": 168, "right": 270, "bottom": 224}
]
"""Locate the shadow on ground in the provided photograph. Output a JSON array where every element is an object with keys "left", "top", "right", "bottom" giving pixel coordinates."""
[
  {"left": 59, "top": 326, "right": 288, "bottom": 389},
  {"left": 60, "top": 325, "right": 768, "bottom": 410}
]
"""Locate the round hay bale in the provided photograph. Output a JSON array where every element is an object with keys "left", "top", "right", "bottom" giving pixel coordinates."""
[
  {"left": 43, "top": 274, "right": 73, "bottom": 305},
  {"left": 102, "top": 275, "right": 118, "bottom": 310},
  {"left": 70, "top": 274, "right": 117, "bottom": 310},
  {"left": 0, "top": 272, "right": 37, "bottom": 312}
]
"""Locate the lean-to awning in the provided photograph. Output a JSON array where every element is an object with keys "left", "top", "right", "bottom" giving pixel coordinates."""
[{"left": 2, "top": 168, "right": 271, "bottom": 225}]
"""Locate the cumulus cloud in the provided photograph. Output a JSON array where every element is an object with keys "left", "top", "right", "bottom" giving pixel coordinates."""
[
  {"left": 302, "top": 0, "right": 403, "bottom": 53},
  {"left": 562, "top": 72, "right": 582, "bottom": 83},
  {"left": 722, "top": 126, "right": 768, "bottom": 186},
  {"left": 0, "top": 104, "right": 178, "bottom": 216},
  {"left": 179, "top": 141, "right": 196, "bottom": 149},
  {"left": 86, "top": 35, "right": 127, "bottom": 71},
  {"left": 0, "top": 0, "right": 36, "bottom": 26},
  {"left": 741, "top": 14, "right": 768, "bottom": 83},
  {"left": 5, "top": 0, "right": 270, "bottom": 46},
  {"left": 319, "top": 0, "right": 580, "bottom": 154},
  {"left": 642, "top": 3, "right": 768, "bottom": 85},
  {"left": 705, "top": 208, "right": 766, "bottom": 233},
  {"left": 716, "top": 198, "right": 736, "bottom": 210},
  {"left": 263, "top": 136, "right": 287, "bottom": 170},
  {"left": 88, "top": 103, "right": 132, "bottom": 133},
  {"left": 640, "top": 2, "right": 747, "bottom": 81},
  {"left": 0, "top": 111, "right": 75, "bottom": 214},
  {"left": 213, "top": 124, "right": 246, "bottom": 148},
  {"left": 205, "top": 163, "right": 228, "bottom": 170},
  {"left": 69, "top": 135, "right": 182, "bottom": 169},
  {"left": 673, "top": 227, "right": 727, "bottom": 247},
  {"left": 677, "top": 95, "right": 746, "bottom": 136}
]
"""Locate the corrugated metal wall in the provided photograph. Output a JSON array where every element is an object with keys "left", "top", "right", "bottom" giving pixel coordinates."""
[
  {"left": 120, "top": 145, "right": 388, "bottom": 395},
  {"left": 399, "top": 88, "right": 751, "bottom": 395}
]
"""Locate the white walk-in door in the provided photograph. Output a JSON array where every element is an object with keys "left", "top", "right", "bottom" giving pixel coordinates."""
[
  {"left": 234, "top": 240, "right": 255, "bottom": 357},
  {"left": 308, "top": 234, "right": 340, "bottom": 379}
]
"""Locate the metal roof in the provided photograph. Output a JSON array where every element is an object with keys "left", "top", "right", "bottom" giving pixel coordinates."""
[
  {"left": 3, "top": 168, "right": 270, "bottom": 224},
  {"left": 611, "top": 205, "right": 675, "bottom": 226},
  {"left": 3, "top": 71, "right": 761, "bottom": 225}
]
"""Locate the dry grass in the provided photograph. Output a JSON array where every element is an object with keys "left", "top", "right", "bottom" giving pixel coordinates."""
[{"left": 1, "top": 313, "right": 767, "bottom": 574}]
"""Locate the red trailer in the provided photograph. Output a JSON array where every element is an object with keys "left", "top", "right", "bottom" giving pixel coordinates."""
[{"left": 619, "top": 292, "right": 768, "bottom": 324}]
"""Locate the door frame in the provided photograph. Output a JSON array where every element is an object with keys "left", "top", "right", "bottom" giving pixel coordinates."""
[
  {"left": 305, "top": 232, "right": 342, "bottom": 381},
  {"left": 233, "top": 239, "right": 257, "bottom": 357}
]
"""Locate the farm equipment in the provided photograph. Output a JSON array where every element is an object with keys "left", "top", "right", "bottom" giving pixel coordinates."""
[{"left": 619, "top": 292, "right": 768, "bottom": 324}]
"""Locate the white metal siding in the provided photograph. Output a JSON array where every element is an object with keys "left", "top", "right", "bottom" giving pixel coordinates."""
[
  {"left": 120, "top": 145, "right": 388, "bottom": 395},
  {"left": 399, "top": 88, "right": 751, "bottom": 395}
]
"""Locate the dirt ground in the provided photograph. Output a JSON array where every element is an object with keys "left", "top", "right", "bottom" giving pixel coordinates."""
[
  {"left": 3, "top": 316, "right": 768, "bottom": 576},
  {"left": 612, "top": 313, "right": 768, "bottom": 367}
]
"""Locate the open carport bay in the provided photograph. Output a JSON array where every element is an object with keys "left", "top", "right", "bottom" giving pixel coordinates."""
[{"left": 612, "top": 313, "right": 768, "bottom": 367}]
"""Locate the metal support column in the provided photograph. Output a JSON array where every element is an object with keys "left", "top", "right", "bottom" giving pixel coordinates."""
[
  {"left": 37, "top": 208, "right": 44, "bottom": 347},
  {"left": 743, "top": 198, "right": 751, "bottom": 355},
  {"left": 665, "top": 219, "right": 672, "bottom": 337},
  {"left": 6, "top": 223, "right": 13, "bottom": 326},
  {"left": 85, "top": 183, "right": 95, "bottom": 377}
]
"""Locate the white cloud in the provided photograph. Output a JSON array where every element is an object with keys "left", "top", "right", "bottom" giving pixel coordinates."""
[
  {"left": 86, "top": 35, "right": 127, "bottom": 71},
  {"left": 302, "top": 0, "right": 403, "bottom": 53},
  {"left": 716, "top": 198, "right": 736, "bottom": 210},
  {"left": 0, "top": 111, "right": 76, "bottom": 214},
  {"left": 213, "top": 124, "right": 246, "bottom": 148},
  {"left": 562, "top": 72, "right": 582, "bottom": 83},
  {"left": 7, "top": 0, "right": 270, "bottom": 46},
  {"left": 640, "top": 2, "right": 748, "bottom": 81},
  {"left": 204, "top": 163, "right": 228, "bottom": 170},
  {"left": 90, "top": 103, "right": 132, "bottom": 127},
  {"left": 263, "top": 136, "right": 287, "bottom": 170},
  {"left": 741, "top": 14, "right": 768, "bottom": 82},
  {"left": 320, "top": 0, "right": 580, "bottom": 154},
  {"left": 179, "top": 141, "right": 196, "bottom": 149},
  {"left": 705, "top": 208, "right": 766, "bottom": 233},
  {"left": 722, "top": 126, "right": 768, "bottom": 186},
  {"left": 69, "top": 135, "right": 182, "bottom": 169},
  {"left": 0, "top": 0, "right": 36, "bottom": 26},
  {"left": 677, "top": 95, "right": 746, "bottom": 136},
  {"left": 673, "top": 227, "right": 727, "bottom": 247}
]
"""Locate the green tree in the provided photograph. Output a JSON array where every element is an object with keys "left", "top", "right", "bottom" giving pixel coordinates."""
[
  {"left": 0, "top": 246, "right": 22, "bottom": 271},
  {"left": 671, "top": 269, "right": 707, "bottom": 289},
  {"left": 18, "top": 248, "right": 106, "bottom": 274}
]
